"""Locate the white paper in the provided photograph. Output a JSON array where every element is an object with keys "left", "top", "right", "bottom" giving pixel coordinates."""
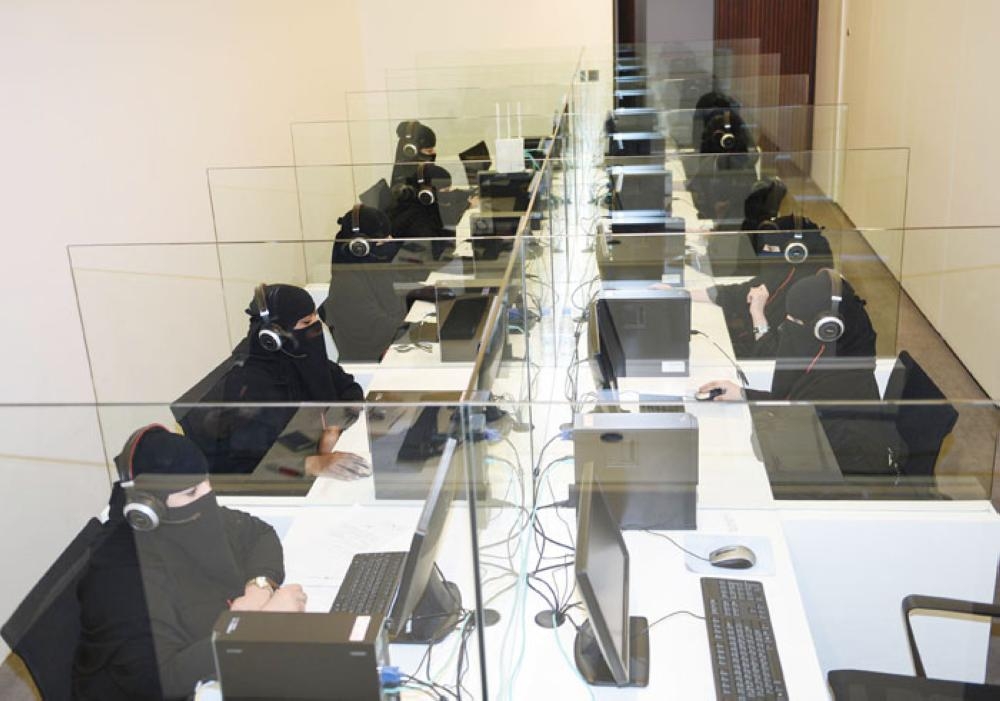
[
  {"left": 280, "top": 505, "right": 416, "bottom": 586},
  {"left": 404, "top": 299, "right": 436, "bottom": 324}
]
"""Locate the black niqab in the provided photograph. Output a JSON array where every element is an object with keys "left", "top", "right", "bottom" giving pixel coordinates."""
[{"left": 245, "top": 284, "right": 337, "bottom": 400}]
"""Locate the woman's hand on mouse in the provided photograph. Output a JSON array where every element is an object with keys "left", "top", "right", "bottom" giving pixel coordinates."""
[{"left": 697, "top": 380, "right": 744, "bottom": 402}]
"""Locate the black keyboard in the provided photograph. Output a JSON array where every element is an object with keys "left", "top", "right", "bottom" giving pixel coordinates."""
[
  {"left": 440, "top": 297, "right": 490, "bottom": 340},
  {"left": 330, "top": 552, "right": 407, "bottom": 619},
  {"left": 701, "top": 577, "right": 788, "bottom": 701}
]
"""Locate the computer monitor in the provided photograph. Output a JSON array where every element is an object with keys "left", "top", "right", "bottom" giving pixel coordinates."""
[
  {"left": 614, "top": 88, "right": 649, "bottom": 109},
  {"left": 478, "top": 170, "right": 534, "bottom": 213},
  {"left": 386, "top": 438, "right": 464, "bottom": 643},
  {"left": 606, "top": 130, "right": 665, "bottom": 162},
  {"left": 606, "top": 108, "right": 659, "bottom": 134},
  {"left": 597, "top": 218, "right": 686, "bottom": 287},
  {"left": 359, "top": 178, "right": 392, "bottom": 212},
  {"left": 590, "top": 289, "right": 691, "bottom": 380},
  {"left": 607, "top": 165, "right": 672, "bottom": 213},
  {"left": 574, "top": 460, "right": 649, "bottom": 687},
  {"left": 365, "top": 389, "right": 489, "bottom": 497},
  {"left": 459, "top": 140, "right": 492, "bottom": 189}
]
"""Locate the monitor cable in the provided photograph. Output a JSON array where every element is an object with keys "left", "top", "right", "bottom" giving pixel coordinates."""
[{"left": 690, "top": 329, "right": 749, "bottom": 387}]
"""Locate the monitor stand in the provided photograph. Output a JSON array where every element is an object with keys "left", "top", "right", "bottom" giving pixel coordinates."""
[
  {"left": 573, "top": 617, "right": 650, "bottom": 687},
  {"left": 391, "top": 566, "right": 463, "bottom": 645}
]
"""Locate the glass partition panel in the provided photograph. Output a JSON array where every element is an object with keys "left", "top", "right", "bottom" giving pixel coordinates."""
[
  {"left": 655, "top": 105, "right": 846, "bottom": 154},
  {"left": 346, "top": 85, "right": 572, "bottom": 122},
  {"left": 571, "top": 149, "right": 908, "bottom": 240},
  {"left": 68, "top": 243, "right": 234, "bottom": 404},
  {"left": 385, "top": 57, "right": 579, "bottom": 91},
  {"left": 207, "top": 167, "right": 303, "bottom": 242},
  {"left": 3, "top": 401, "right": 489, "bottom": 698},
  {"left": 70, "top": 236, "right": 539, "bottom": 403},
  {"left": 292, "top": 116, "right": 560, "bottom": 168},
  {"left": 467, "top": 394, "right": 996, "bottom": 699},
  {"left": 5, "top": 395, "right": 996, "bottom": 700}
]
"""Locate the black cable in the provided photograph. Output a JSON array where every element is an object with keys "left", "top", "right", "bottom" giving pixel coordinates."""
[{"left": 691, "top": 329, "right": 750, "bottom": 387}]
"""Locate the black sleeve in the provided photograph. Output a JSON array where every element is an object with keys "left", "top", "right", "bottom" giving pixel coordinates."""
[
  {"left": 221, "top": 507, "right": 285, "bottom": 585},
  {"left": 216, "top": 366, "right": 296, "bottom": 473},
  {"left": 328, "top": 360, "right": 364, "bottom": 401},
  {"left": 143, "top": 581, "right": 217, "bottom": 701},
  {"left": 749, "top": 328, "right": 779, "bottom": 358},
  {"left": 711, "top": 281, "right": 751, "bottom": 310}
]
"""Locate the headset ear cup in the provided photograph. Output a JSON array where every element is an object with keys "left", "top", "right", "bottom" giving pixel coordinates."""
[
  {"left": 402, "top": 142, "right": 418, "bottom": 158},
  {"left": 719, "top": 131, "right": 735, "bottom": 150},
  {"left": 124, "top": 493, "right": 164, "bottom": 531},
  {"left": 417, "top": 188, "right": 435, "bottom": 206},
  {"left": 785, "top": 241, "right": 808, "bottom": 264},
  {"left": 258, "top": 326, "right": 283, "bottom": 352},
  {"left": 814, "top": 315, "right": 845, "bottom": 343},
  {"left": 348, "top": 238, "right": 371, "bottom": 258}
]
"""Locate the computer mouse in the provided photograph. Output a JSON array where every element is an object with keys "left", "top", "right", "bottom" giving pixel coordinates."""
[
  {"left": 695, "top": 387, "right": 724, "bottom": 401},
  {"left": 708, "top": 545, "right": 757, "bottom": 569}
]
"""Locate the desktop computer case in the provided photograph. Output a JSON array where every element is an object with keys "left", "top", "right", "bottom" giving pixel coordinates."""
[
  {"left": 212, "top": 611, "right": 389, "bottom": 701},
  {"left": 574, "top": 411, "right": 699, "bottom": 530}
]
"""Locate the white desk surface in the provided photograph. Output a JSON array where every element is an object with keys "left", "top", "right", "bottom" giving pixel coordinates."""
[{"left": 221, "top": 499, "right": 827, "bottom": 700}]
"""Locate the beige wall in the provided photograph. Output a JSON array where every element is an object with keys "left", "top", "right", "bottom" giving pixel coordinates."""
[
  {"left": 816, "top": 0, "right": 1000, "bottom": 397},
  {"left": 0, "top": 0, "right": 609, "bottom": 661}
]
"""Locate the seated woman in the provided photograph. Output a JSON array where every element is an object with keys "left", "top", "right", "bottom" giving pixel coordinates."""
[
  {"left": 388, "top": 162, "right": 471, "bottom": 258},
  {"left": 325, "top": 205, "right": 423, "bottom": 361},
  {"left": 700, "top": 270, "right": 904, "bottom": 475},
  {"left": 73, "top": 426, "right": 306, "bottom": 701},
  {"left": 183, "top": 283, "right": 368, "bottom": 477},
  {"left": 693, "top": 214, "right": 834, "bottom": 358},
  {"left": 390, "top": 119, "right": 437, "bottom": 184}
]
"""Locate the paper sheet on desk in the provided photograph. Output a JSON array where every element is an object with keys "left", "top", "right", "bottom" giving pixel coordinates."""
[
  {"left": 404, "top": 300, "right": 436, "bottom": 324},
  {"left": 423, "top": 271, "right": 473, "bottom": 284},
  {"left": 280, "top": 505, "right": 414, "bottom": 586}
]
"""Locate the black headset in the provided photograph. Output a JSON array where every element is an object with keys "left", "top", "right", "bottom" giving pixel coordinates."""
[
  {"left": 399, "top": 120, "right": 420, "bottom": 158},
  {"left": 812, "top": 268, "right": 845, "bottom": 343},
  {"left": 254, "top": 283, "right": 297, "bottom": 353},
  {"left": 392, "top": 162, "right": 436, "bottom": 206},
  {"left": 708, "top": 109, "right": 737, "bottom": 151},
  {"left": 415, "top": 162, "right": 436, "bottom": 205},
  {"left": 346, "top": 204, "right": 371, "bottom": 258},
  {"left": 116, "top": 424, "right": 170, "bottom": 532},
  {"left": 759, "top": 214, "right": 810, "bottom": 264}
]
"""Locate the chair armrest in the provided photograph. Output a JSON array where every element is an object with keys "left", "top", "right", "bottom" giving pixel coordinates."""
[{"left": 902, "top": 594, "right": 1000, "bottom": 677}]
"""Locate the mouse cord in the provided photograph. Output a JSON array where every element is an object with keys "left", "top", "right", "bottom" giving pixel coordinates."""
[
  {"left": 644, "top": 529, "right": 710, "bottom": 561},
  {"left": 632, "top": 609, "right": 705, "bottom": 639}
]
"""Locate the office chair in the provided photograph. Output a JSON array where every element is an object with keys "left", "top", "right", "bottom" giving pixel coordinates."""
[
  {"left": 1, "top": 518, "right": 103, "bottom": 701},
  {"left": 883, "top": 351, "right": 959, "bottom": 477},
  {"left": 828, "top": 588, "right": 1000, "bottom": 699},
  {"left": 170, "top": 340, "right": 249, "bottom": 471}
]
